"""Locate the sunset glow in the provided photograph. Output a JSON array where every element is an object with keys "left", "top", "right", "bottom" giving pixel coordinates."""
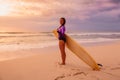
[
  {"left": 0, "top": 2, "right": 12, "bottom": 16},
  {"left": 0, "top": 0, "right": 120, "bottom": 32},
  {"left": 0, "top": 0, "right": 45, "bottom": 16}
]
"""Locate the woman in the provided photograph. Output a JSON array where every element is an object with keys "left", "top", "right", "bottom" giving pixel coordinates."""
[{"left": 57, "top": 17, "right": 66, "bottom": 65}]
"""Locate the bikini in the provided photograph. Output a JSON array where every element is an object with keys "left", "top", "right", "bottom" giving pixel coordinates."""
[{"left": 57, "top": 26, "right": 66, "bottom": 42}]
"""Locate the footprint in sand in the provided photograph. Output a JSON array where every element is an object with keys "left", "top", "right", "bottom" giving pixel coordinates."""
[
  {"left": 70, "top": 68, "right": 87, "bottom": 76},
  {"left": 111, "top": 67, "right": 120, "bottom": 70},
  {"left": 71, "top": 68, "right": 81, "bottom": 71},
  {"left": 73, "top": 72, "right": 87, "bottom": 76},
  {"left": 54, "top": 75, "right": 65, "bottom": 80},
  {"left": 54, "top": 72, "right": 87, "bottom": 80},
  {"left": 54, "top": 66, "right": 87, "bottom": 80}
]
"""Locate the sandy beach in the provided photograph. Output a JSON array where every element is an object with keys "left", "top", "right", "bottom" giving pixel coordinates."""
[
  {"left": 0, "top": 41, "right": 120, "bottom": 80},
  {"left": 0, "top": 0, "right": 120, "bottom": 80}
]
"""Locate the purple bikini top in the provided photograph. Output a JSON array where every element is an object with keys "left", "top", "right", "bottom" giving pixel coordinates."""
[{"left": 57, "top": 26, "right": 66, "bottom": 38}]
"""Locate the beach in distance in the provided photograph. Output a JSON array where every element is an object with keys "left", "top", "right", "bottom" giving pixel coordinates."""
[{"left": 0, "top": 32, "right": 120, "bottom": 80}]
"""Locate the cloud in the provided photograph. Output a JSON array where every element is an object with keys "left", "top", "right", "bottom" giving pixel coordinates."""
[
  {"left": 110, "top": 0, "right": 120, "bottom": 4},
  {"left": 3, "top": 0, "right": 119, "bottom": 21},
  {"left": 0, "top": 0, "right": 120, "bottom": 32}
]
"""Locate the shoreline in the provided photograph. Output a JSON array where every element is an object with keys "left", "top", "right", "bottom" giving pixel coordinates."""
[{"left": 0, "top": 40, "right": 119, "bottom": 62}]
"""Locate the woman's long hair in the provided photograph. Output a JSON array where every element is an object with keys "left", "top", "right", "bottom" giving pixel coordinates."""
[{"left": 60, "top": 17, "right": 66, "bottom": 26}]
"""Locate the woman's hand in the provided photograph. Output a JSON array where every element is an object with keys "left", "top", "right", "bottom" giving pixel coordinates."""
[
  {"left": 57, "top": 28, "right": 59, "bottom": 31},
  {"left": 57, "top": 28, "right": 60, "bottom": 33}
]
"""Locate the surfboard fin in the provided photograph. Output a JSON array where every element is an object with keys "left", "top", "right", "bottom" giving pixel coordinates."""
[{"left": 97, "top": 63, "right": 103, "bottom": 67}]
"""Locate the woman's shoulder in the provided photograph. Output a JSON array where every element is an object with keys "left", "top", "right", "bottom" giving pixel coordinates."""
[
  {"left": 62, "top": 26, "right": 65, "bottom": 28},
  {"left": 58, "top": 26, "right": 66, "bottom": 31},
  {"left": 59, "top": 26, "right": 65, "bottom": 29},
  {"left": 62, "top": 25, "right": 65, "bottom": 27}
]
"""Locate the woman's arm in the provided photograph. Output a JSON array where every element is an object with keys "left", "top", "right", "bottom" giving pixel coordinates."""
[
  {"left": 61, "top": 26, "right": 65, "bottom": 35},
  {"left": 57, "top": 26, "right": 65, "bottom": 39}
]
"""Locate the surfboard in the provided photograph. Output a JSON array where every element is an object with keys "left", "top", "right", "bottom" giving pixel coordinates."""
[{"left": 53, "top": 30, "right": 100, "bottom": 70}]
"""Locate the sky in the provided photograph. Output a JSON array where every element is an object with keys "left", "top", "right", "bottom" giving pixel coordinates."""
[{"left": 0, "top": 0, "right": 120, "bottom": 32}]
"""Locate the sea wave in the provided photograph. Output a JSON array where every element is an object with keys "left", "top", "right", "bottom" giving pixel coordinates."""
[{"left": 0, "top": 32, "right": 120, "bottom": 51}]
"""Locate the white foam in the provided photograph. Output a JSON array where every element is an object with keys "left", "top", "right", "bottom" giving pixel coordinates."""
[{"left": 68, "top": 32, "right": 120, "bottom": 36}]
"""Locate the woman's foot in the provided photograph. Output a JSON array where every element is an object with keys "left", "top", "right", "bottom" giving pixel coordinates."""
[
  {"left": 58, "top": 62, "right": 66, "bottom": 65},
  {"left": 60, "top": 63, "right": 66, "bottom": 65}
]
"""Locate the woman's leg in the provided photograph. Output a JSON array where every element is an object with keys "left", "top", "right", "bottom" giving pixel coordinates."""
[{"left": 59, "top": 40, "right": 66, "bottom": 65}]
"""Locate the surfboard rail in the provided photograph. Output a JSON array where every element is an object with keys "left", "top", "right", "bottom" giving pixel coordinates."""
[{"left": 53, "top": 30, "right": 100, "bottom": 70}]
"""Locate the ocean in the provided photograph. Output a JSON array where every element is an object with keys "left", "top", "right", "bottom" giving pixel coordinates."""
[
  {"left": 0, "top": 32, "right": 120, "bottom": 61},
  {"left": 0, "top": 32, "right": 120, "bottom": 51}
]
